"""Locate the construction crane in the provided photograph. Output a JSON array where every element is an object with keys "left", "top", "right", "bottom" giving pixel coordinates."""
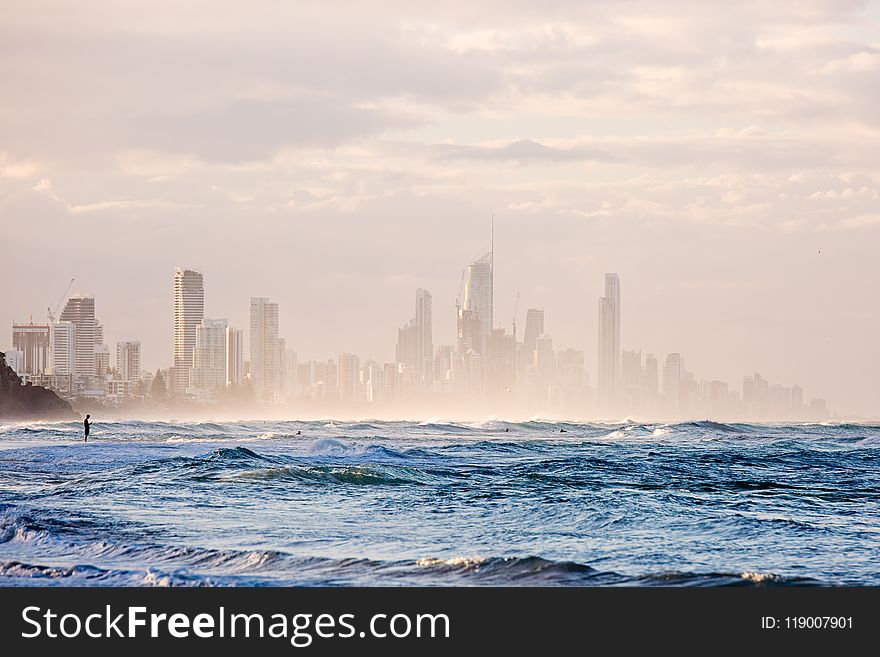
[{"left": 47, "top": 278, "right": 75, "bottom": 323}]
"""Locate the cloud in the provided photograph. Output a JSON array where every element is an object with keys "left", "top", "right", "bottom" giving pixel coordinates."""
[
  {"left": 431, "top": 138, "right": 617, "bottom": 163},
  {"left": 1, "top": 0, "right": 879, "bottom": 414},
  {"left": 130, "top": 96, "right": 417, "bottom": 164}
]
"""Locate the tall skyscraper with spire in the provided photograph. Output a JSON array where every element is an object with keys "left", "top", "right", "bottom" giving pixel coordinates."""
[
  {"left": 172, "top": 268, "right": 204, "bottom": 395},
  {"left": 597, "top": 273, "right": 620, "bottom": 413},
  {"left": 454, "top": 217, "right": 494, "bottom": 397},
  {"left": 463, "top": 254, "right": 493, "bottom": 356}
]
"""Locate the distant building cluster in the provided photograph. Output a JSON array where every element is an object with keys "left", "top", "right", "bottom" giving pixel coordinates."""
[
  {"left": 7, "top": 258, "right": 831, "bottom": 421},
  {"left": 9, "top": 290, "right": 142, "bottom": 403}
]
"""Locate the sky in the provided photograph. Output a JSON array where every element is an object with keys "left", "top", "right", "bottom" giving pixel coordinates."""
[{"left": 1, "top": 1, "right": 878, "bottom": 416}]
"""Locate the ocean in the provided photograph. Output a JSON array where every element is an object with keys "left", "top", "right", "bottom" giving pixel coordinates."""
[{"left": 0, "top": 419, "right": 877, "bottom": 586}]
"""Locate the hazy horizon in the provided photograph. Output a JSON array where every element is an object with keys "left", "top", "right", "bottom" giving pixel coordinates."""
[{"left": 2, "top": 1, "right": 879, "bottom": 417}]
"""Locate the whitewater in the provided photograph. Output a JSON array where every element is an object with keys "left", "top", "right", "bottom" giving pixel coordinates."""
[{"left": 0, "top": 419, "right": 877, "bottom": 586}]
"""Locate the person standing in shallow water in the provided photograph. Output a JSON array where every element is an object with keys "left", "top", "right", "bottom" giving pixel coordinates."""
[{"left": 83, "top": 414, "right": 90, "bottom": 442}]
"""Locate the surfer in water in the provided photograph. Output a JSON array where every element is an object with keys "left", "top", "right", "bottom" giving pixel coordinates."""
[{"left": 83, "top": 414, "right": 91, "bottom": 442}]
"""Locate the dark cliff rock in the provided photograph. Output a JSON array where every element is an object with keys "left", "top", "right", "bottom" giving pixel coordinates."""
[{"left": 0, "top": 351, "right": 78, "bottom": 421}]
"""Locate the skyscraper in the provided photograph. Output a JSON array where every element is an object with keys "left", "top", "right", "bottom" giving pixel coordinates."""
[
  {"left": 433, "top": 345, "right": 454, "bottom": 384},
  {"left": 116, "top": 341, "right": 141, "bottom": 384},
  {"left": 60, "top": 294, "right": 97, "bottom": 381},
  {"left": 415, "top": 288, "right": 433, "bottom": 378},
  {"left": 463, "top": 253, "right": 493, "bottom": 356},
  {"left": 338, "top": 352, "right": 360, "bottom": 402},
  {"left": 396, "top": 288, "right": 433, "bottom": 382},
  {"left": 172, "top": 268, "right": 204, "bottom": 395},
  {"left": 225, "top": 326, "right": 244, "bottom": 386},
  {"left": 396, "top": 319, "right": 418, "bottom": 368},
  {"left": 191, "top": 319, "right": 228, "bottom": 392},
  {"left": 522, "top": 308, "right": 544, "bottom": 368},
  {"left": 456, "top": 308, "right": 481, "bottom": 355},
  {"left": 282, "top": 348, "right": 298, "bottom": 399},
  {"left": 663, "top": 352, "right": 683, "bottom": 416},
  {"left": 487, "top": 328, "right": 516, "bottom": 400},
  {"left": 49, "top": 321, "right": 76, "bottom": 377},
  {"left": 597, "top": 273, "right": 620, "bottom": 412},
  {"left": 12, "top": 321, "right": 50, "bottom": 375},
  {"left": 249, "top": 297, "right": 280, "bottom": 401}
]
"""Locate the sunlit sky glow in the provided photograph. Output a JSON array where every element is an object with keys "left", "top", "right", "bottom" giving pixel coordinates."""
[{"left": 1, "top": 1, "right": 878, "bottom": 415}]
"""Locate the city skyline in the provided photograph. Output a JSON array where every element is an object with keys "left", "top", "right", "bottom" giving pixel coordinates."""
[
  {"left": 4, "top": 260, "right": 842, "bottom": 421},
  {"left": 2, "top": 2, "right": 879, "bottom": 416}
]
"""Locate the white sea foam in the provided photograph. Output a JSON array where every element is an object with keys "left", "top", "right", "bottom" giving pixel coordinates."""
[
  {"left": 416, "top": 557, "right": 486, "bottom": 568},
  {"left": 141, "top": 569, "right": 174, "bottom": 587}
]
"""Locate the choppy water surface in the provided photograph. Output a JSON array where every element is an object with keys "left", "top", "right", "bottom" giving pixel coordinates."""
[{"left": 0, "top": 419, "right": 877, "bottom": 586}]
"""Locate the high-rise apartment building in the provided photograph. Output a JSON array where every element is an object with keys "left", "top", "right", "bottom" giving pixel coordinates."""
[
  {"left": 396, "top": 288, "right": 434, "bottom": 381},
  {"left": 249, "top": 297, "right": 280, "bottom": 401},
  {"left": 522, "top": 308, "right": 544, "bottom": 369},
  {"left": 225, "top": 326, "right": 244, "bottom": 386},
  {"left": 50, "top": 322, "right": 76, "bottom": 376},
  {"left": 663, "top": 352, "right": 683, "bottom": 415},
  {"left": 338, "top": 352, "right": 360, "bottom": 402},
  {"left": 396, "top": 319, "right": 418, "bottom": 369},
  {"left": 116, "top": 341, "right": 141, "bottom": 383},
  {"left": 60, "top": 294, "right": 97, "bottom": 381},
  {"left": 487, "top": 328, "right": 516, "bottom": 400},
  {"left": 283, "top": 348, "right": 298, "bottom": 399},
  {"left": 597, "top": 273, "right": 620, "bottom": 412},
  {"left": 12, "top": 321, "right": 50, "bottom": 375},
  {"left": 191, "top": 319, "right": 228, "bottom": 392},
  {"left": 463, "top": 253, "right": 493, "bottom": 356},
  {"left": 172, "top": 268, "right": 204, "bottom": 395},
  {"left": 456, "top": 308, "right": 481, "bottom": 356},
  {"left": 415, "top": 288, "right": 433, "bottom": 378},
  {"left": 434, "top": 345, "right": 454, "bottom": 384}
]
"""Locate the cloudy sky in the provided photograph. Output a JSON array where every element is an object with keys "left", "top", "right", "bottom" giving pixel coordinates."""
[{"left": 1, "top": 1, "right": 878, "bottom": 415}]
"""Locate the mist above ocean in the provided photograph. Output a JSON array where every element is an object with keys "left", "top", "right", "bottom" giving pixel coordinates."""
[{"left": 0, "top": 419, "right": 877, "bottom": 586}]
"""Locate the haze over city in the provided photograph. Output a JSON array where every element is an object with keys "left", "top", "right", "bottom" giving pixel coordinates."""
[{"left": 2, "top": 1, "right": 879, "bottom": 417}]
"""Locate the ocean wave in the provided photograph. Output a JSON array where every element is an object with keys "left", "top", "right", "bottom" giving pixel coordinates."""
[
  {"left": 0, "top": 560, "right": 220, "bottom": 587},
  {"left": 0, "top": 504, "right": 831, "bottom": 587},
  {"left": 226, "top": 464, "right": 430, "bottom": 486},
  {"left": 304, "top": 438, "right": 415, "bottom": 460},
  {"left": 415, "top": 420, "right": 478, "bottom": 433},
  {"left": 632, "top": 570, "right": 818, "bottom": 587},
  {"left": 205, "top": 446, "right": 270, "bottom": 462},
  {"left": 2, "top": 418, "right": 878, "bottom": 587},
  {"left": 412, "top": 555, "right": 606, "bottom": 584}
]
